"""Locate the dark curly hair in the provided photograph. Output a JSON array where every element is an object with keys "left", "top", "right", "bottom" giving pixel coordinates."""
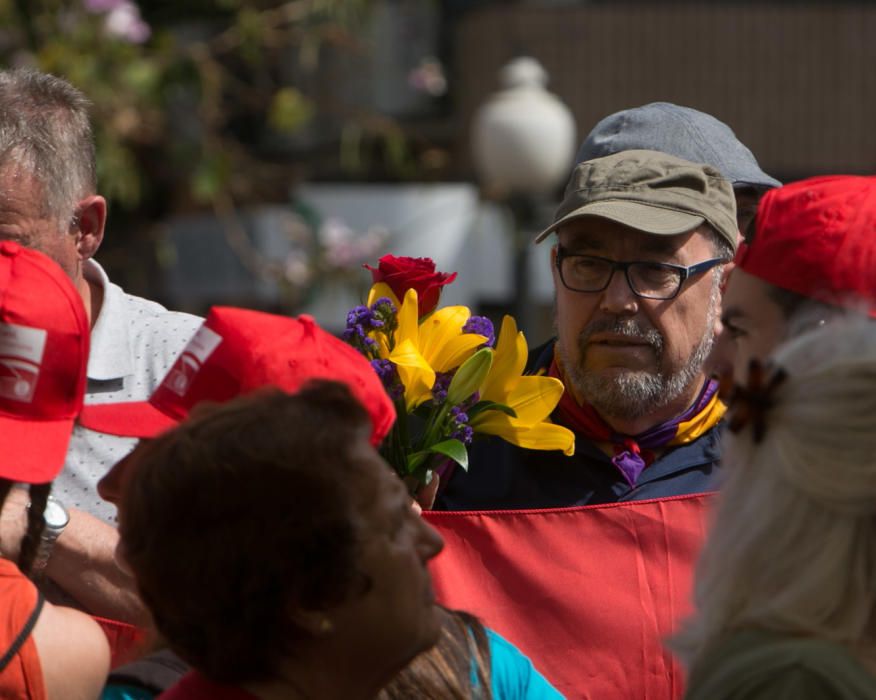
[{"left": 119, "top": 381, "right": 375, "bottom": 685}]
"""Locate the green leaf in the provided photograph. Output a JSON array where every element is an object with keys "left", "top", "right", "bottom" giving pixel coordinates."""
[
  {"left": 426, "top": 439, "right": 469, "bottom": 471},
  {"left": 190, "top": 152, "right": 231, "bottom": 203},
  {"left": 268, "top": 87, "right": 314, "bottom": 133},
  {"left": 466, "top": 400, "right": 517, "bottom": 420}
]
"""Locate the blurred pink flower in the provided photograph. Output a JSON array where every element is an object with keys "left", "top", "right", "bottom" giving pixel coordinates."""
[
  {"left": 103, "top": 1, "right": 151, "bottom": 43},
  {"left": 83, "top": 0, "right": 127, "bottom": 12},
  {"left": 408, "top": 57, "right": 447, "bottom": 97}
]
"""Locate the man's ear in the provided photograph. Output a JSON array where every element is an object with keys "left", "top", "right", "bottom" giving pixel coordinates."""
[{"left": 72, "top": 195, "right": 107, "bottom": 261}]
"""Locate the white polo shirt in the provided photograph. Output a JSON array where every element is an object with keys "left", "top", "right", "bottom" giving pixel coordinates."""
[{"left": 56, "top": 259, "right": 202, "bottom": 525}]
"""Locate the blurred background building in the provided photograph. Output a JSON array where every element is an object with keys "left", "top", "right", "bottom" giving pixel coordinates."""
[{"left": 5, "top": 0, "right": 874, "bottom": 339}]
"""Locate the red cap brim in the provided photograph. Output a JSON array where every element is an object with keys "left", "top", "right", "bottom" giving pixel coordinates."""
[
  {"left": 78, "top": 401, "right": 179, "bottom": 439},
  {"left": 0, "top": 416, "right": 75, "bottom": 483}
]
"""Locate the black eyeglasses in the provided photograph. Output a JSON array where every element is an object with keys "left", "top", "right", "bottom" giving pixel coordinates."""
[{"left": 555, "top": 247, "right": 726, "bottom": 300}]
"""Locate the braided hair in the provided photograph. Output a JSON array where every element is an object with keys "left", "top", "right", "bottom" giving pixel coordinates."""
[{"left": 0, "top": 479, "right": 52, "bottom": 577}]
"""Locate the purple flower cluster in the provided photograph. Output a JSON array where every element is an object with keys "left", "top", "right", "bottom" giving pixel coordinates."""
[
  {"left": 342, "top": 305, "right": 380, "bottom": 355},
  {"left": 370, "top": 297, "right": 398, "bottom": 332},
  {"left": 431, "top": 371, "right": 453, "bottom": 404},
  {"left": 463, "top": 315, "right": 495, "bottom": 347},
  {"left": 371, "top": 359, "right": 404, "bottom": 401},
  {"left": 449, "top": 405, "right": 474, "bottom": 445}
]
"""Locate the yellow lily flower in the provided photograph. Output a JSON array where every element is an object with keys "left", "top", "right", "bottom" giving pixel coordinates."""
[
  {"left": 471, "top": 316, "right": 575, "bottom": 456},
  {"left": 384, "top": 288, "right": 434, "bottom": 410},
  {"left": 366, "top": 282, "right": 401, "bottom": 360},
  {"left": 418, "top": 305, "right": 486, "bottom": 373},
  {"left": 363, "top": 282, "right": 487, "bottom": 409}
]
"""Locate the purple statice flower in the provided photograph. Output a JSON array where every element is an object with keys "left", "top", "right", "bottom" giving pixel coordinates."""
[
  {"left": 346, "top": 304, "right": 374, "bottom": 330},
  {"left": 371, "top": 359, "right": 404, "bottom": 401},
  {"left": 431, "top": 371, "right": 453, "bottom": 404},
  {"left": 463, "top": 315, "right": 495, "bottom": 348},
  {"left": 449, "top": 405, "right": 474, "bottom": 445},
  {"left": 343, "top": 305, "right": 379, "bottom": 356},
  {"left": 369, "top": 297, "right": 397, "bottom": 333}
]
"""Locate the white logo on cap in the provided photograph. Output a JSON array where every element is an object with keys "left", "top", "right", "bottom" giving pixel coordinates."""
[
  {"left": 164, "top": 325, "right": 222, "bottom": 397},
  {"left": 0, "top": 322, "right": 48, "bottom": 403}
]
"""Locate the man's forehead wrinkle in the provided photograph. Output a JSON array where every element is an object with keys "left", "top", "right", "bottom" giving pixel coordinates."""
[{"left": 560, "top": 225, "right": 689, "bottom": 258}]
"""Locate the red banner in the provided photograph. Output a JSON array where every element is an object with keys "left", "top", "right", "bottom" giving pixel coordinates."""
[{"left": 425, "top": 493, "right": 712, "bottom": 699}]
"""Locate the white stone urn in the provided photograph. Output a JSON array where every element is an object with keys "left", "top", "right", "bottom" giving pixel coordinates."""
[{"left": 471, "top": 57, "right": 577, "bottom": 197}]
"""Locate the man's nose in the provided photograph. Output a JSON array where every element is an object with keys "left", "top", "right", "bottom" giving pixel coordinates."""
[{"left": 599, "top": 269, "right": 639, "bottom": 316}]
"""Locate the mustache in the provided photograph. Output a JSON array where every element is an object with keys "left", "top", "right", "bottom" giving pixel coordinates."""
[{"left": 578, "top": 317, "right": 664, "bottom": 355}]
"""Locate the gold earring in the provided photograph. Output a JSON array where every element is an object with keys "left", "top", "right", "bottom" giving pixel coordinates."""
[{"left": 319, "top": 618, "right": 333, "bottom": 633}]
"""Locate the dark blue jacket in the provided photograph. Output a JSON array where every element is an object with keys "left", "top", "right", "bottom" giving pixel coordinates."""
[{"left": 436, "top": 341, "right": 722, "bottom": 511}]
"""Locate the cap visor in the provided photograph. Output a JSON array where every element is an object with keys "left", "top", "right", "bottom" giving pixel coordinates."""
[
  {"left": 535, "top": 200, "right": 705, "bottom": 243},
  {"left": 0, "top": 416, "right": 75, "bottom": 483},
  {"left": 78, "top": 401, "right": 178, "bottom": 438},
  {"left": 733, "top": 175, "right": 781, "bottom": 190}
]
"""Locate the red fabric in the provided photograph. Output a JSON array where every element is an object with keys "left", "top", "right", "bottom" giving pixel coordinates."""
[
  {"left": 0, "top": 241, "right": 90, "bottom": 483},
  {"left": 737, "top": 175, "right": 876, "bottom": 318},
  {"left": 424, "top": 493, "right": 712, "bottom": 699},
  {"left": 0, "top": 559, "right": 46, "bottom": 700},
  {"left": 364, "top": 254, "right": 457, "bottom": 316},
  {"left": 158, "top": 671, "right": 259, "bottom": 700},
  {"left": 93, "top": 616, "right": 148, "bottom": 670}
]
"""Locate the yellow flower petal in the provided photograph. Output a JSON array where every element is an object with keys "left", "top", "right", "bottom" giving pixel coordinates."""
[
  {"left": 367, "top": 282, "right": 401, "bottom": 309},
  {"left": 395, "top": 288, "right": 420, "bottom": 348},
  {"left": 480, "top": 316, "right": 527, "bottom": 404},
  {"left": 390, "top": 338, "right": 435, "bottom": 410},
  {"left": 430, "top": 334, "right": 488, "bottom": 373},
  {"left": 473, "top": 415, "right": 575, "bottom": 456},
  {"left": 499, "top": 376, "right": 565, "bottom": 426}
]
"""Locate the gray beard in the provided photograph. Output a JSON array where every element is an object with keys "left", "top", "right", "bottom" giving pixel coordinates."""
[{"left": 559, "top": 284, "right": 719, "bottom": 421}]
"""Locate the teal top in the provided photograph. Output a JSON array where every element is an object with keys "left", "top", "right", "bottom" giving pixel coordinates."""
[
  {"left": 103, "top": 629, "right": 566, "bottom": 700},
  {"left": 479, "top": 629, "right": 565, "bottom": 699},
  {"left": 684, "top": 630, "right": 876, "bottom": 700},
  {"left": 101, "top": 686, "right": 153, "bottom": 700}
]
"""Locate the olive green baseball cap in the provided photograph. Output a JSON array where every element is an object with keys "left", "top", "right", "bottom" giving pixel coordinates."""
[{"left": 534, "top": 149, "right": 738, "bottom": 251}]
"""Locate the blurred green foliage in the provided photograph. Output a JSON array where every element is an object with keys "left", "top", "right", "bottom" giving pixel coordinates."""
[{"left": 0, "top": 0, "right": 373, "bottom": 215}]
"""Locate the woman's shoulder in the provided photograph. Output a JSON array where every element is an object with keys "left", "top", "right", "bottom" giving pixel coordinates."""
[
  {"left": 685, "top": 629, "right": 876, "bottom": 700},
  {"left": 32, "top": 602, "right": 111, "bottom": 700},
  {"left": 485, "top": 628, "right": 565, "bottom": 699}
]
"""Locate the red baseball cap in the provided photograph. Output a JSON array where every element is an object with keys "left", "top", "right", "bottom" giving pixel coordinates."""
[
  {"left": 0, "top": 241, "right": 89, "bottom": 484},
  {"left": 79, "top": 307, "right": 396, "bottom": 445},
  {"left": 736, "top": 175, "right": 876, "bottom": 317}
]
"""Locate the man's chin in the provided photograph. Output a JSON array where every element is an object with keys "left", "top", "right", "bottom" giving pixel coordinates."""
[{"left": 572, "top": 369, "right": 664, "bottom": 418}]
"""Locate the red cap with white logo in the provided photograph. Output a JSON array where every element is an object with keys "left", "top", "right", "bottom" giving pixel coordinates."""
[
  {"left": 0, "top": 241, "right": 89, "bottom": 484},
  {"left": 78, "top": 307, "right": 396, "bottom": 446}
]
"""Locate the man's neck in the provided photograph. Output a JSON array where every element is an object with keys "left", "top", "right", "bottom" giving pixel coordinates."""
[{"left": 75, "top": 267, "right": 104, "bottom": 329}]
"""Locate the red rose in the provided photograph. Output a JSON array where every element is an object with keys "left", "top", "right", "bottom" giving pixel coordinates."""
[{"left": 365, "top": 255, "right": 457, "bottom": 316}]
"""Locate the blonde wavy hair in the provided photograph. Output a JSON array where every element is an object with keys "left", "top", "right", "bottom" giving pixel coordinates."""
[{"left": 673, "top": 317, "right": 876, "bottom": 667}]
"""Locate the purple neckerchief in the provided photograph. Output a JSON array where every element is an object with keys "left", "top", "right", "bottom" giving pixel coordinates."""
[{"left": 608, "top": 379, "right": 720, "bottom": 487}]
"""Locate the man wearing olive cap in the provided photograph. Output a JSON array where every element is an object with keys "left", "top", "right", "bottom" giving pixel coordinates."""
[{"left": 439, "top": 149, "right": 736, "bottom": 509}]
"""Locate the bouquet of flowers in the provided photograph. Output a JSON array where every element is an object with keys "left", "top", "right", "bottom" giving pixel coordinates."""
[{"left": 343, "top": 255, "right": 575, "bottom": 495}]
